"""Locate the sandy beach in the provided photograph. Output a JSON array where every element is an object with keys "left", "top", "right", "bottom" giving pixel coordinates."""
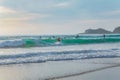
[
  {"left": 56, "top": 66, "right": 120, "bottom": 80},
  {"left": 0, "top": 58, "right": 120, "bottom": 80}
]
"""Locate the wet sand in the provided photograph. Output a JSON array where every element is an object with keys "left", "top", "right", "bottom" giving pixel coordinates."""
[
  {"left": 56, "top": 65, "right": 120, "bottom": 80},
  {"left": 49, "top": 64, "right": 120, "bottom": 80},
  {"left": 0, "top": 58, "right": 119, "bottom": 80}
]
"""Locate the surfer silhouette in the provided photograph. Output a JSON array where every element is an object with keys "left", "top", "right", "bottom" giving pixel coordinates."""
[
  {"left": 57, "top": 37, "right": 61, "bottom": 42},
  {"left": 103, "top": 34, "right": 106, "bottom": 39},
  {"left": 75, "top": 35, "right": 79, "bottom": 38},
  {"left": 55, "top": 37, "right": 62, "bottom": 45}
]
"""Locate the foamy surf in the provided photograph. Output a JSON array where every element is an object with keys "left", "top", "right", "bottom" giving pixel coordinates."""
[
  {"left": 0, "top": 34, "right": 119, "bottom": 65},
  {"left": 0, "top": 34, "right": 119, "bottom": 48},
  {"left": 0, "top": 46, "right": 119, "bottom": 65}
]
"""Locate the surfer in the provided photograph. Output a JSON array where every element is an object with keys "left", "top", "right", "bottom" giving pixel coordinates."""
[
  {"left": 52, "top": 36, "right": 55, "bottom": 39},
  {"left": 55, "top": 37, "right": 62, "bottom": 45},
  {"left": 57, "top": 37, "right": 61, "bottom": 42},
  {"left": 39, "top": 36, "right": 41, "bottom": 39},
  {"left": 103, "top": 34, "right": 106, "bottom": 39},
  {"left": 75, "top": 35, "right": 79, "bottom": 38}
]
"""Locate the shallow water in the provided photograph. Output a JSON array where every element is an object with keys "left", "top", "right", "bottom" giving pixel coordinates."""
[
  {"left": 0, "top": 59, "right": 115, "bottom": 80},
  {"left": 0, "top": 42, "right": 119, "bottom": 65},
  {"left": 0, "top": 35, "right": 119, "bottom": 80},
  {"left": 57, "top": 64, "right": 120, "bottom": 80},
  {"left": 0, "top": 58, "right": 120, "bottom": 80}
]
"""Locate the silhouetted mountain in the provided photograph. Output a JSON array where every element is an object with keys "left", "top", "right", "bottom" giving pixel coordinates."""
[
  {"left": 84, "top": 28, "right": 112, "bottom": 34},
  {"left": 83, "top": 26, "right": 120, "bottom": 34},
  {"left": 113, "top": 26, "right": 120, "bottom": 33}
]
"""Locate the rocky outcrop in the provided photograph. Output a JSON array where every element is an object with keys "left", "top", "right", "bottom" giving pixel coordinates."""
[
  {"left": 83, "top": 26, "right": 120, "bottom": 34},
  {"left": 84, "top": 28, "right": 112, "bottom": 34},
  {"left": 113, "top": 26, "right": 120, "bottom": 33}
]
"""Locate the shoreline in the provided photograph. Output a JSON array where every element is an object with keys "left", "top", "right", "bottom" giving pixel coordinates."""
[
  {"left": 47, "top": 64, "right": 120, "bottom": 80},
  {"left": 0, "top": 58, "right": 120, "bottom": 80}
]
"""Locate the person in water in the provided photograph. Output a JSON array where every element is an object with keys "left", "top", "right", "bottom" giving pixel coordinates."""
[
  {"left": 57, "top": 37, "right": 61, "bottom": 42},
  {"left": 103, "top": 34, "right": 106, "bottom": 39},
  {"left": 75, "top": 35, "right": 79, "bottom": 38}
]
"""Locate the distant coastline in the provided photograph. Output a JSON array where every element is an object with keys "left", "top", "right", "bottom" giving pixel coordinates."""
[{"left": 82, "top": 26, "right": 120, "bottom": 34}]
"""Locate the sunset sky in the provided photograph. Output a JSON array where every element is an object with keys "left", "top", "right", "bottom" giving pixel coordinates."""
[{"left": 0, "top": 0, "right": 120, "bottom": 35}]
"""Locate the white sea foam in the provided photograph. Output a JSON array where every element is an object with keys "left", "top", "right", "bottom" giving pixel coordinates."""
[
  {"left": 0, "top": 39, "right": 25, "bottom": 48},
  {"left": 0, "top": 47, "right": 119, "bottom": 65},
  {"left": 0, "top": 35, "right": 119, "bottom": 65}
]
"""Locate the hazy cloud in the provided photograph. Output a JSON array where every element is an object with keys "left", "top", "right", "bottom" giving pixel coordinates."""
[
  {"left": 0, "top": 6, "right": 16, "bottom": 14},
  {"left": 54, "top": 2, "right": 71, "bottom": 8},
  {"left": 0, "top": 6, "right": 50, "bottom": 21},
  {"left": 0, "top": 0, "right": 120, "bottom": 35},
  {"left": 103, "top": 10, "right": 120, "bottom": 16}
]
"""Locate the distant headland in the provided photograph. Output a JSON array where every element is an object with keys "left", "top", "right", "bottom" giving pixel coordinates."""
[{"left": 83, "top": 26, "right": 120, "bottom": 34}]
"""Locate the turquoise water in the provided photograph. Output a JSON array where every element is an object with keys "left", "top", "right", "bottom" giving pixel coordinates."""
[
  {"left": 42, "top": 38, "right": 120, "bottom": 45},
  {"left": 0, "top": 34, "right": 119, "bottom": 65},
  {"left": 23, "top": 34, "right": 120, "bottom": 47},
  {"left": 0, "top": 34, "right": 119, "bottom": 48}
]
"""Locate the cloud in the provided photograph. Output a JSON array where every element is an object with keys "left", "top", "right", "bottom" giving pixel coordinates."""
[
  {"left": 0, "top": 6, "right": 16, "bottom": 14},
  {"left": 0, "top": 6, "right": 50, "bottom": 21},
  {"left": 1, "top": 13, "right": 49, "bottom": 21},
  {"left": 54, "top": 2, "right": 71, "bottom": 8},
  {"left": 103, "top": 10, "right": 120, "bottom": 16},
  {"left": 0, "top": 19, "right": 64, "bottom": 35},
  {"left": 0, "top": 6, "right": 51, "bottom": 35}
]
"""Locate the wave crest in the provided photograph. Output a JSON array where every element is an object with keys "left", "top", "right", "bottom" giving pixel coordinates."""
[{"left": 0, "top": 49, "right": 119, "bottom": 65}]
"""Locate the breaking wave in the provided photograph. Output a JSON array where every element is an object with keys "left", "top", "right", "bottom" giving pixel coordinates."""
[
  {"left": 0, "top": 48, "right": 119, "bottom": 65},
  {"left": 0, "top": 37, "right": 120, "bottom": 48}
]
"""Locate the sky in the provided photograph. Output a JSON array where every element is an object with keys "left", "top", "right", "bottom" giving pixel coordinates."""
[{"left": 0, "top": 0, "right": 120, "bottom": 35}]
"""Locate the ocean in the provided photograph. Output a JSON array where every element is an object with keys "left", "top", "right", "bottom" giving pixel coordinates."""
[
  {"left": 0, "top": 34, "right": 120, "bottom": 65},
  {"left": 0, "top": 34, "right": 120, "bottom": 80}
]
